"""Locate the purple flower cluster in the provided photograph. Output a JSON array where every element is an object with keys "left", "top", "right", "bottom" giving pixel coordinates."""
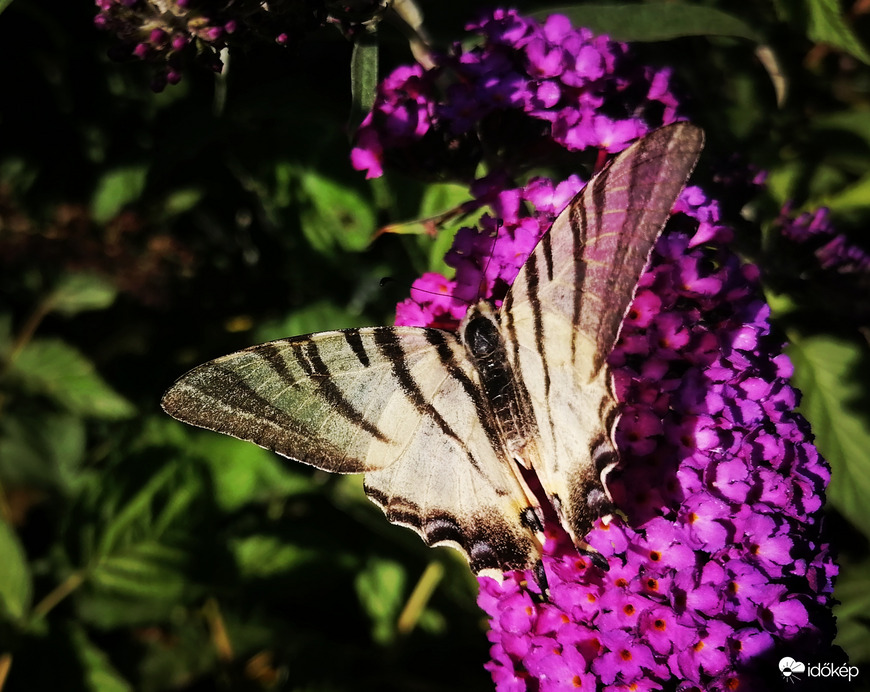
[
  {"left": 352, "top": 10, "right": 684, "bottom": 181},
  {"left": 779, "top": 203, "right": 870, "bottom": 274},
  {"left": 355, "top": 8, "right": 837, "bottom": 689},
  {"left": 476, "top": 184, "right": 836, "bottom": 690},
  {"left": 395, "top": 174, "right": 585, "bottom": 328},
  {"left": 94, "top": 0, "right": 234, "bottom": 89}
]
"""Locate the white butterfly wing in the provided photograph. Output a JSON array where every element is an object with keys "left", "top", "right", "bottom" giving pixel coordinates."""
[
  {"left": 162, "top": 327, "right": 540, "bottom": 573},
  {"left": 500, "top": 122, "right": 704, "bottom": 546}
]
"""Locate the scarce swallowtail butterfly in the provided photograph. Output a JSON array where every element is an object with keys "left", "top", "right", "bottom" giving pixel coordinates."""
[{"left": 162, "top": 122, "right": 704, "bottom": 576}]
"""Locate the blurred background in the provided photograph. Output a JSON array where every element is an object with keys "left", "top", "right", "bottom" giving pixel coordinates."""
[{"left": 0, "top": 1, "right": 868, "bottom": 690}]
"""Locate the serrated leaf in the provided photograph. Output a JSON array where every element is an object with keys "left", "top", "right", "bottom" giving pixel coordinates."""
[
  {"left": 90, "top": 540, "right": 189, "bottom": 601},
  {"left": 533, "top": 4, "right": 763, "bottom": 42},
  {"left": 137, "top": 417, "right": 314, "bottom": 511},
  {"left": 67, "top": 624, "right": 134, "bottom": 692},
  {"left": 806, "top": 0, "right": 870, "bottom": 65},
  {"left": 91, "top": 165, "right": 148, "bottom": 224},
  {"left": 354, "top": 558, "right": 406, "bottom": 645},
  {"left": 93, "top": 461, "right": 200, "bottom": 559},
  {"left": 192, "top": 431, "right": 315, "bottom": 511},
  {"left": 297, "top": 171, "right": 376, "bottom": 253},
  {"left": 49, "top": 273, "right": 117, "bottom": 317},
  {"left": 0, "top": 519, "right": 33, "bottom": 621},
  {"left": 0, "top": 412, "right": 86, "bottom": 493},
  {"left": 787, "top": 334, "right": 870, "bottom": 536},
  {"left": 10, "top": 338, "right": 135, "bottom": 419}
]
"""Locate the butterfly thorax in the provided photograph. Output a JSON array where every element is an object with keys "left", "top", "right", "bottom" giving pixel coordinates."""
[{"left": 460, "top": 302, "right": 542, "bottom": 468}]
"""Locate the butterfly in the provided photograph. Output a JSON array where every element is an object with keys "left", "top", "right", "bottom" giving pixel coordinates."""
[{"left": 162, "top": 122, "right": 704, "bottom": 576}]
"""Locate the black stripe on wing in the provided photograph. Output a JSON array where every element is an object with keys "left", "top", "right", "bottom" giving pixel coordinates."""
[
  {"left": 522, "top": 251, "right": 551, "bottom": 402},
  {"left": 364, "top": 485, "right": 537, "bottom": 573},
  {"left": 161, "top": 362, "right": 352, "bottom": 468},
  {"left": 424, "top": 329, "right": 507, "bottom": 480},
  {"left": 344, "top": 328, "right": 371, "bottom": 367},
  {"left": 372, "top": 327, "right": 485, "bottom": 474},
  {"left": 261, "top": 340, "right": 390, "bottom": 444},
  {"left": 569, "top": 194, "right": 589, "bottom": 367}
]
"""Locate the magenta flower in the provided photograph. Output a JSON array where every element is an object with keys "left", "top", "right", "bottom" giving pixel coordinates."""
[
  {"left": 353, "top": 7, "right": 837, "bottom": 690},
  {"left": 779, "top": 203, "right": 870, "bottom": 274},
  {"left": 352, "top": 10, "right": 683, "bottom": 182},
  {"left": 471, "top": 180, "right": 836, "bottom": 689}
]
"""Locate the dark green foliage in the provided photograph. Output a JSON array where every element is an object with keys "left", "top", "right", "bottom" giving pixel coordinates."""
[{"left": 0, "top": 1, "right": 869, "bottom": 690}]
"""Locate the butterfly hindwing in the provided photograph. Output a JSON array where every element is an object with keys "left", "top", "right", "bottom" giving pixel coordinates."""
[
  {"left": 500, "top": 122, "right": 705, "bottom": 546},
  {"left": 161, "top": 326, "right": 541, "bottom": 573}
]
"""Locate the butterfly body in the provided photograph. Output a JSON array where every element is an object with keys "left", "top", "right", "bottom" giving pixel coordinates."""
[{"left": 162, "top": 123, "right": 704, "bottom": 575}]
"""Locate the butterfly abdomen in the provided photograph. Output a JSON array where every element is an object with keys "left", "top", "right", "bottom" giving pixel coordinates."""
[{"left": 461, "top": 303, "right": 541, "bottom": 466}]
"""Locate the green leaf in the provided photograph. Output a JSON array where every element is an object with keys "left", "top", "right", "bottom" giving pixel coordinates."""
[
  {"left": 70, "top": 459, "right": 209, "bottom": 627},
  {"left": 354, "top": 558, "right": 406, "bottom": 645},
  {"left": 806, "top": 0, "right": 870, "bottom": 65},
  {"left": 192, "top": 431, "right": 315, "bottom": 511},
  {"left": 350, "top": 31, "right": 379, "bottom": 131},
  {"left": 418, "top": 182, "right": 471, "bottom": 220},
  {"left": 0, "top": 0, "right": 14, "bottom": 17},
  {"left": 89, "top": 540, "right": 189, "bottom": 601},
  {"left": 135, "top": 417, "right": 314, "bottom": 511},
  {"left": 0, "top": 412, "right": 86, "bottom": 493},
  {"left": 532, "top": 4, "right": 763, "bottom": 42},
  {"left": 49, "top": 273, "right": 117, "bottom": 317},
  {"left": 834, "top": 559, "right": 870, "bottom": 663},
  {"left": 813, "top": 109, "right": 870, "bottom": 143},
  {"left": 231, "top": 534, "right": 321, "bottom": 579},
  {"left": 297, "top": 171, "right": 376, "bottom": 253},
  {"left": 91, "top": 165, "right": 148, "bottom": 224},
  {"left": 67, "top": 624, "right": 134, "bottom": 692},
  {"left": 161, "top": 187, "right": 204, "bottom": 217},
  {"left": 10, "top": 338, "right": 135, "bottom": 419},
  {"left": 0, "top": 519, "right": 33, "bottom": 621},
  {"left": 253, "top": 300, "right": 366, "bottom": 342},
  {"left": 92, "top": 461, "right": 199, "bottom": 560},
  {"left": 813, "top": 171, "right": 870, "bottom": 213},
  {"left": 787, "top": 334, "right": 870, "bottom": 536}
]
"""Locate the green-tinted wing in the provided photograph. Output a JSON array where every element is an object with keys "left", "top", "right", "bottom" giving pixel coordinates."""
[
  {"left": 501, "top": 122, "right": 705, "bottom": 545},
  {"left": 162, "top": 326, "right": 539, "bottom": 573}
]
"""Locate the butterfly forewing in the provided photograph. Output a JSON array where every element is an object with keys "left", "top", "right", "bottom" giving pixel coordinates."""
[
  {"left": 162, "top": 326, "right": 542, "bottom": 573},
  {"left": 500, "top": 122, "right": 705, "bottom": 546},
  {"left": 162, "top": 123, "right": 704, "bottom": 575}
]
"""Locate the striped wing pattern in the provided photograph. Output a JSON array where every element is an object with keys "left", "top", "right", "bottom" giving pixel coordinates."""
[
  {"left": 162, "top": 123, "right": 704, "bottom": 574},
  {"left": 161, "top": 326, "right": 539, "bottom": 573},
  {"left": 501, "top": 123, "right": 704, "bottom": 546}
]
